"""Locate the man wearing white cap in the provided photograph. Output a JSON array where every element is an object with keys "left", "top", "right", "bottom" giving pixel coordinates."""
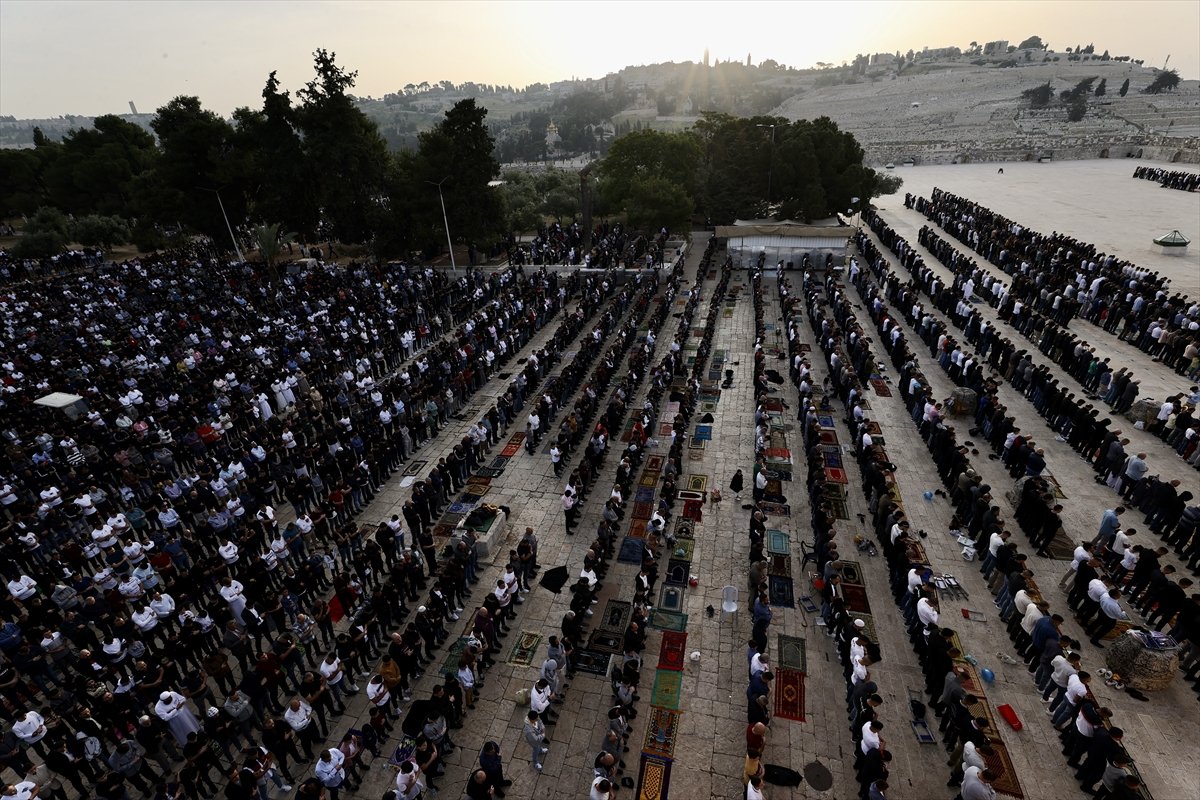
[{"left": 154, "top": 689, "right": 201, "bottom": 745}]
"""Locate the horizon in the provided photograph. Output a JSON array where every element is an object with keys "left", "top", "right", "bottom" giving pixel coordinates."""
[{"left": 2, "top": 0, "right": 1198, "bottom": 120}]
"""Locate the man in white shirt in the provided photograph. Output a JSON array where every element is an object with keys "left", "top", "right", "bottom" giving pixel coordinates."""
[
  {"left": 12, "top": 710, "right": 46, "bottom": 747},
  {"left": 6, "top": 575, "right": 37, "bottom": 601},
  {"left": 314, "top": 748, "right": 350, "bottom": 796},
  {"left": 284, "top": 698, "right": 322, "bottom": 759}
]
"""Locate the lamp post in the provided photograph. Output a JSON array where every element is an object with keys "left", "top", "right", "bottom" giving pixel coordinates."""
[
  {"left": 427, "top": 177, "right": 456, "bottom": 270},
  {"left": 756, "top": 123, "right": 777, "bottom": 205},
  {"left": 197, "top": 186, "right": 244, "bottom": 262}
]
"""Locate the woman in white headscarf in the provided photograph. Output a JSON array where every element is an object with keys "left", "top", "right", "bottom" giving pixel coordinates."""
[{"left": 154, "top": 690, "right": 201, "bottom": 745}]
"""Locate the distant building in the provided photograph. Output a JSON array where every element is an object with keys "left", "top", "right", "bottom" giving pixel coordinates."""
[
  {"left": 920, "top": 46, "right": 962, "bottom": 60},
  {"left": 869, "top": 52, "right": 898, "bottom": 66},
  {"left": 983, "top": 40, "right": 1010, "bottom": 56},
  {"left": 545, "top": 121, "right": 562, "bottom": 150},
  {"left": 703, "top": 48, "right": 710, "bottom": 67}
]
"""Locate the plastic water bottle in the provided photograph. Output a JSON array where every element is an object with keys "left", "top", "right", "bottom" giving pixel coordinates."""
[
  {"left": 964, "top": 654, "right": 979, "bottom": 666},
  {"left": 997, "top": 652, "right": 1019, "bottom": 666}
]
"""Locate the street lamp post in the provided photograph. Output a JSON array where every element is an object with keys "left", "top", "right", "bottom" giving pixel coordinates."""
[
  {"left": 427, "top": 177, "right": 456, "bottom": 270},
  {"left": 197, "top": 186, "right": 245, "bottom": 262},
  {"left": 756, "top": 123, "right": 777, "bottom": 205}
]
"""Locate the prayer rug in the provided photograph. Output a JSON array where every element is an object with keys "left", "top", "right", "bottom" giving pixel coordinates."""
[
  {"left": 489, "top": 456, "right": 510, "bottom": 469},
  {"left": 620, "top": 419, "right": 636, "bottom": 443},
  {"left": 619, "top": 537, "right": 646, "bottom": 564},
  {"left": 821, "top": 450, "right": 843, "bottom": 469},
  {"left": 762, "top": 398, "right": 785, "bottom": 412},
  {"left": 646, "top": 455, "right": 665, "bottom": 471},
  {"left": 822, "top": 483, "right": 847, "bottom": 501},
  {"left": 439, "top": 637, "right": 469, "bottom": 676},
  {"left": 842, "top": 582, "right": 871, "bottom": 614},
  {"left": 768, "top": 554, "right": 791, "bottom": 577},
  {"left": 838, "top": 560, "right": 863, "bottom": 585},
  {"left": 628, "top": 519, "right": 648, "bottom": 539},
  {"left": 765, "top": 478, "right": 783, "bottom": 497},
  {"left": 641, "top": 707, "right": 681, "bottom": 760},
  {"left": 764, "top": 447, "right": 790, "bottom": 459},
  {"left": 658, "top": 584, "right": 685, "bottom": 612},
  {"left": 982, "top": 739, "right": 1024, "bottom": 799},
  {"left": 687, "top": 451, "right": 704, "bottom": 462},
  {"left": 903, "top": 539, "right": 929, "bottom": 566},
  {"left": 648, "top": 609, "right": 688, "bottom": 631},
  {"left": 632, "top": 502, "right": 653, "bottom": 521},
  {"left": 637, "top": 753, "right": 673, "bottom": 800},
  {"left": 685, "top": 474, "right": 708, "bottom": 492},
  {"left": 499, "top": 434, "right": 525, "bottom": 458},
  {"left": 1045, "top": 473, "right": 1068, "bottom": 499},
  {"left": 773, "top": 668, "right": 806, "bottom": 721},
  {"left": 865, "top": 421, "right": 882, "bottom": 436},
  {"left": 766, "top": 529, "right": 790, "bottom": 555},
  {"left": 588, "top": 630, "right": 624, "bottom": 655},
  {"left": 402, "top": 460, "right": 428, "bottom": 476},
  {"left": 824, "top": 466, "right": 849, "bottom": 485},
  {"left": 669, "top": 539, "right": 694, "bottom": 562},
  {"left": 506, "top": 631, "right": 542, "bottom": 666},
  {"left": 465, "top": 475, "right": 491, "bottom": 487},
  {"left": 440, "top": 512, "right": 465, "bottom": 527},
  {"left": 474, "top": 467, "right": 505, "bottom": 478},
  {"left": 682, "top": 500, "right": 703, "bottom": 522},
  {"left": 650, "top": 669, "right": 683, "bottom": 709},
  {"left": 818, "top": 431, "right": 840, "bottom": 447},
  {"left": 574, "top": 649, "right": 613, "bottom": 677},
  {"left": 700, "top": 401, "right": 717, "bottom": 413},
  {"left": 641, "top": 472, "right": 661, "bottom": 487},
  {"left": 446, "top": 500, "right": 478, "bottom": 515},
  {"left": 760, "top": 502, "right": 791, "bottom": 517},
  {"left": 688, "top": 439, "right": 706, "bottom": 450},
  {"left": 777, "top": 634, "right": 807, "bottom": 672},
  {"left": 817, "top": 414, "right": 836, "bottom": 429},
  {"left": 677, "top": 490, "right": 704, "bottom": 502},
  {"left": 830, "top": 498, "right": 850, "bottom": 520},
  {"left": 657, "top": 631, "right": 688, "bottom": 671},
  {"left": 431, "top": 523, "right": 455, "bottom": 538},
  {"left": 599, "top": 599, "right": 633, "bottom": 633},
  {"left": 768, "top": 575, "right": 795, "bottom": 607},
  {"left": 665, "top": 560, "right": 690, "bottom": 586},
  {"left": 723, "top": 308, "right": 733, "bottom": 318},
  {"left": 462, "top": 484, "right": 488, "bottom": 498},
  {"left": 858, "top": 399, "right": 871, "bottom": 410},
  {"left": 870, "top": 378, "right": 892, "bottom": 397},
  {"left": 694, "top": 425, "right": 713, "bottom": 440},
  {"left": 635, "top": 487, "right": 656, "bottom": 503},
  {"left": 658, "top": 422, "right": 674, "bottom": 437},
  {"left": 673, "top": 518, "right": 694, "bottom": 539},
  {"left": 798, "top": 344, "right": 811, "bottom": 353}
]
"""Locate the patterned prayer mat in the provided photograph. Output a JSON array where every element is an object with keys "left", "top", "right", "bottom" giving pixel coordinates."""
[
  {"left": 673, "top": 518, "right": 694, "bottom": 539},
  {"left": 499, "top": 433, "right": 525, "bottom": 457},
  {"left": 818, "top": 431, "right": 840, "bottom": 447},
  {"left": 637, "top": 753, "right": 673, "bottom": 800},
  {"left": 628, "top": 519, "right": 648, "bottom": 539},
  {"left": 439, "top": 637, "right": 469, "bottom": 676},
  {"left": 474, "top": 467, "right": 505, "bottom": 478},
  {"left": 824, "top": 466, "right": 849, "bottom": 484},
  {"left": 1045, "top": 473, "right": 1068, "bottom": 499},
  {"left": 688, "top": 439, "right": 706, "bottom": 450},
  {"left": 681, "top": 500, "right": 703, "bottom": 522},
  {"left": 657, "top": 631, "right": 688, "bottom": 671},
  {"left": 619, "top": 537, "right": 646, "bottom": 564},
  {"left": 766, "top": 529, "right": 790, "bottom": 555},
  {"left": 588, "top": 630, "right": 624, "bottom": 655},
  {"left": 838, "top": 560, "right": 863, "bottom": 585},
  {"left": 777, "top": 634, "right": 807, "bottom": 672},
  {"left": 574, "top": 649, "right": 613, "bottom": 677},
  {"left": 760, "top": 502, "right": 791, "bottom": 517},
  {"left": 651, "top": 669, "right": 683, "bottom": 709},
  {"left": 647, "top": 609, "right": 688, "bottom": 631},
  {"left": 402, "top": 460, "right": 428, "bottom": 476},
  {"left": 864, "top": 421, "right": 882, "bottom": 436},
  {"left": 687, "top": 451, "right": 704, "bottom": 461},
  {"left": 830, "top": 498, "right": 850, "bottom": 520},
  {"left": 641, "top": 472, "right": 661, "bottom": 487},
  {"left": 465, "top": 475, "right": 492, "bottom": 487},
  {"left": 506, "top": 631, "right": 543, "bottom": 666},
  {"left": 658, "top": 584, "right": 685, "bottom": 612},
  {"left": 646, "top": 455, "right": 665, "bottom": 472},
  {"left": 842, "top": 582, "right": 871, "bottom": 614},
  {"left": 983, "top": 738, "right": 1024, "bottom": 799},
  {"left": 669, "top": 539, "right": 694, "bottom": 563},
  {"left": 694, "top": 425, "right": 713, "bottom": 440},
  {"left": 817, "top": 414, "right": 836, "bottom": 429},
  {"left": 599, "top": 599, "right": 633, "bottom": 633},
  {"left": 822, "top": 450, "right": 844, "bottom": 469},
  {"left": 685, "top": 474, "right": 709, "bottom": 492},
  {"left": 658, "top": 422, "right": 675, "bottom": 437},
  {"left": 641, "top": 706, "right": 681, "bottom": 760},
  {"left": 769, "top": 575, "right": 795, "bottom": 607},
  {"left": 632, "top": 502, "right": 654, "bottom": 521},
  {"left": 489, "top": 456, "right": 510, "bottom": 469},
  {"left": 853, "top": 613, "right": 878, "bottom": 644},
  {"left": 634, "top": 487, "right": 656, "bottom": 504},
  {"left": 870, "top": 378, "right": 892, "bottom": 397},
  {"left": 773, "top": 668, "right": 806, "bottom": 721},
  {"left": 665, "top": 560, "right": 690, "bottom": 586},
  {"left": 768, "top": 554, "right": 792, "bottom": 577}
]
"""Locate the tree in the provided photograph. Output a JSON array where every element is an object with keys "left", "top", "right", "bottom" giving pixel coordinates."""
[
  {"left": 1017, "top": 35, "right": 1045, "bottom": 50},
  {"left": 1067, "top": 95, "right": 1088, "bottom": 122},
  {"left": 11, "top": 207, "right": 69, "bottom": 259},
  {"left": 148, "top": 95, "right": 249, "bottom": 245},
  {"left": 1119, "top": 78, "right": 1130, "bottom": 96},
  {"left": 1095, "top": 78, "right": 1107, "bottom": 97},
  {"left": 1022, "top": 82, "right": 1053, "bottom": 107},
  {"left": 254, "top": 222, "right": 296, "bottom": 283},
  {"left": 623, "top": 175, "right": 692, "bottom": 232},
  {"left": 874, "top": 173, "right": 903, "bottom": 196},
  {"left": 599, "top": 129, "right": 701, "bottom": 216},
  {"left": 41, "top": 115, "right": 157, "bottom": 217},
  {"left": 1144, "top": 69, "right": 1181, "bottom": 94},
  {"left": 296, "top": 49, "right": 390, "bottom": 243},
  {"left": 70, "top": 214, "right": 131, "bottom": 250}
]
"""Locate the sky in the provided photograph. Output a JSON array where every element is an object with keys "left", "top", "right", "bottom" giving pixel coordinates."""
[{"left": 2, "top": 0, "right": 1197, "bottom": 119}]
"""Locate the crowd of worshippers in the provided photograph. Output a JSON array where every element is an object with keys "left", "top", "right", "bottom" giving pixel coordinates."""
[
  {"left": 904, "top": 189, "right": 1200, "bottom": 376},
  {"left": 806, "top": 255, "right": 1162, "bottom": 799},
  {"left": 857, "top": 215, "right": 1200, "bottom": 481},
  {"left": 852, "top": 237, "right": 1193, "bottom": 795},
  {"left": 0, "top": 245, "right": 685, "bottom": 799},
  {"left": 505, "top": 221, "right": 670, "bottom": 270},
  {"left": 1131, "top": 166, "right": 1200, "bottom": 193}
]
